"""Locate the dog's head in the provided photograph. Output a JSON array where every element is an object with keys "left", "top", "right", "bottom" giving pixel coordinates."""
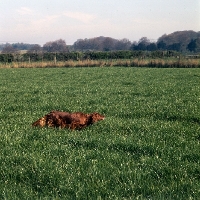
[
  {"left": 32, "top": 116, "right": 47, "bottom": 127},
  {"left": 90, "top": 112, "right": 105, "bottom": 123}
]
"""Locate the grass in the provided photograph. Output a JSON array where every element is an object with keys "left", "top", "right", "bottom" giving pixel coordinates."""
[
  {"left": 0, "top": 57, "right": 200, "bottom": 68},
  {"left": 0, "top": 67, "right": 200, "bottom": 199}
]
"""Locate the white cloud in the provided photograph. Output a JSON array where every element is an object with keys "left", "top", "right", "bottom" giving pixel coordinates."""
[
  {"left": 63, "top": 11, "right": 96, "bottom": 23},
  {"left": 3, "top": 14, "right": 62, "bottom": 44},
  {"left": 16, "top": 7, "right": 33, "bottom": 15},
  {"left": 32, "top": 15, "right": 60, "bottom": 27}
]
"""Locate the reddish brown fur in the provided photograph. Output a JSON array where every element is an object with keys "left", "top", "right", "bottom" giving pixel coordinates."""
[{"left": 32, "top": 111, "right": 105, "bottom": 130}]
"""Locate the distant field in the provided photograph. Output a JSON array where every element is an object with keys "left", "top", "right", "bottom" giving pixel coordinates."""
[{"left": 0, "top": 67, "right": 200, "bottom": 199}]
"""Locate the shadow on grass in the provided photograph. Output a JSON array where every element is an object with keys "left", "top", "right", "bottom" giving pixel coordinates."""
[
  {"left": 152, "top": 113, "right": 200, "bottom": 125},
  {"left": 181, "top": 153, "right": 200, "bottom": 163},
  {"left": 195, "top": 134, "right": 200, "bottom": 141},
  {"left": 109, "top": 143, "right": 156, "bottom": 158},
  {"left": 166, "top": 116, "right": 200, "bottom": 124},
  {"left": 68, "top": 139, "right": 156, "bottom": 159},
  {"left": 119, "top": 110, "right": 200, "bottom": 125}
]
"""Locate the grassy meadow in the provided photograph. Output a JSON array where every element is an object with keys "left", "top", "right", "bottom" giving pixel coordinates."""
[{"left": 0, "top": 67, "right": 200, "bottom": 199}]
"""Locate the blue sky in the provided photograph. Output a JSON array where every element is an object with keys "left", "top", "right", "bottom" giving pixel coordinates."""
[{"left": 0, "top": 0, "right": 199, "bottom": 45}]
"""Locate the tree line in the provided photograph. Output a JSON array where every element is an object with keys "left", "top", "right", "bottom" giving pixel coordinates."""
[{"left": 0, "top": 31, "right": 200, "bottom": 55}]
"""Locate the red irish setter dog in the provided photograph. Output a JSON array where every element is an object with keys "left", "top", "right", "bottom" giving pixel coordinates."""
[{"left": 32, "top": 110, "right": 105, "bottom": 130}]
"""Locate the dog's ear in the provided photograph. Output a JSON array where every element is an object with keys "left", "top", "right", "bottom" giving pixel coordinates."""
[
  {"left": 90, "top": 113, "right": 99, "bottom": 123},
  {"left": 46, "top": 112, "right": 61, "bottom": 128},
  {"left": 86, "top": 114, "right": 93, "bottom": 125}
]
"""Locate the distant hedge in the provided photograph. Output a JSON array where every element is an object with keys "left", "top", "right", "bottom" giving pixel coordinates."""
[
  {"left": 0, "top": 50, "right": 180, "bottom": 63},
  {"left": 0, "top": 54, "right": 14, "bottom": 62}
]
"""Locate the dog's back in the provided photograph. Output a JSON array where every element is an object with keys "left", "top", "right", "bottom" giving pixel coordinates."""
[{"left": 32, "top": 110, "right": 105, "bottom": 130}]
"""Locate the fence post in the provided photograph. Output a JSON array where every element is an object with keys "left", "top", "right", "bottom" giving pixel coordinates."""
[{"left": 54, "top": 53, "right": 57, "bottom": 64}]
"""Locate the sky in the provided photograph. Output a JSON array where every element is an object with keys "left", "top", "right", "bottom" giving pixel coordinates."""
[{"left": 0, "top": 0, "right": 199, "bottom": 45}]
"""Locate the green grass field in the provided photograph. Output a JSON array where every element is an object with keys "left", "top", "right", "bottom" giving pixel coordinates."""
[{"left": 0, "top": 67, "right": 200, "bottom": 199}]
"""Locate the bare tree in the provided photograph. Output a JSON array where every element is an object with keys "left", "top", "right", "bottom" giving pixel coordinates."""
[
  {"left": 138, "top": 37, "right": 151, "bottom": 46},
  {"left": 27, "top": 44, "right": 42, "bottom": 54},
  {"left": 133, "top": 37, "right": 151, "bottom": 51},
  {"left": 115, "top": 38, "right": 131, "bottom": 50},
  {"left": 102, "top": 37, "right": 115, "bottom": 51},
  {"left": 43, "top": 39, "right": 69, "bottom": 53},
  {"left": 1, "top": 45, "right": 18, "bottom": 54}
]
